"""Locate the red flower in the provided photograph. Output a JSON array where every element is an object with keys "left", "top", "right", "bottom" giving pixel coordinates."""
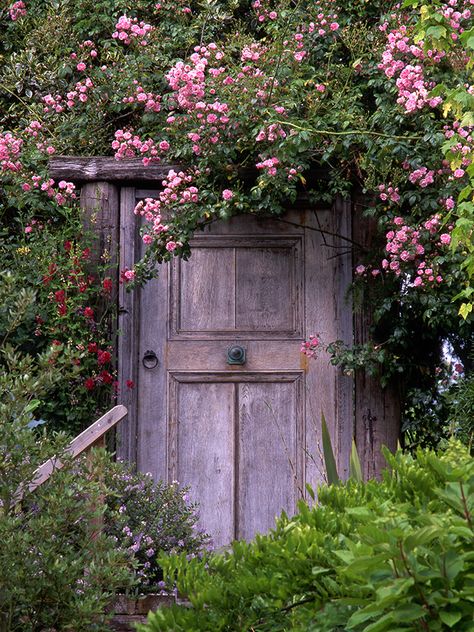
[
  {"left": 82, "top": 247, "right": 91, "bottom": 260},
  {"left": 102, "top": 277, "right": 113, "bottom": 293},
  {"left": 84, "top": 377, "right": 95, "bottom": 391},
  {"left": 98, "top": 350, "right": 111, "bottom": 365},
  {"left": 42, "top": 275, "right": 52, "bottom": 285},
  {"left": 64, "top": 240, "right": 72, "bottom": 252},
  {"left": 88, "top": 342, "right": 98, "bottom": 353},
  {"left": 99, "top": 370, "right": 113, "bottom": 384},
  {"left": 58, "top": 303, "right": 67, "bottom": 316},
  {"left": 52, "top": 339, "right": 62, "bottom": 346},
  {"left": 48, "top": 263, "right": 57, "bottom": 275},
  {"left": 72, "top": 358, "right": 81, "bottom": 366},
  {"left": 84, "top": 307, "right": 94, "bottom": 319},
  {"left": 54, "top": 289, "right": 65, "bottom": 303},
  {"left": 126, "top": 380, "right": 135, "bottom": 389}
]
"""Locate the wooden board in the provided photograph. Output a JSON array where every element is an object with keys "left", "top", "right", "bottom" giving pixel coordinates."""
[{"left": 118, "top": 196, "right": 353, "bottom": 546}]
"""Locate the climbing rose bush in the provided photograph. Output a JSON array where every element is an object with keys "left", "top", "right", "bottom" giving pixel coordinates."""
[{"left": 1, "top": 0, "right": 474, "bottom": 445}]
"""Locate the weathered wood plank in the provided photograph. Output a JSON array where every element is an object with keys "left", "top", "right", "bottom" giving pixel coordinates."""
[
  {"left": 172, "top": 379, "right": 235, "bottom": 548},
  {"left": 50, "top": 156, "right": 180, "bottom": 183},
  {"left": 178, "top": 247, "right": 235, "bottom": 331},
  {"left": 18, "top": 405, "right": 127, "bottom": 500},
  {"left": 117, "top": 188, "right": 140, "bottom": 463},
  {"left": 238, "top": 380, "right": 301, "bottom": 540},
  {"left": 352, "top": 193, "right": 401, "bottom": 479}
]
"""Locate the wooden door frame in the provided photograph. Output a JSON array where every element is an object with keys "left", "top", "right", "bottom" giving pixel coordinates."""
[{"left": 49, "top": 156, "right": 402, "bottom": 479}]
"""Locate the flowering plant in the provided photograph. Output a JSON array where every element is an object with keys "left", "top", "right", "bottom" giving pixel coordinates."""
[
  {"left": 104, "top": 461, "right": 209, "bottom": 592},
  {"left": 1, "top": 0, "right": 474, "bottom": 446},
  {"left": 1, "top": 213, "right": 120, "bottom": 434}
]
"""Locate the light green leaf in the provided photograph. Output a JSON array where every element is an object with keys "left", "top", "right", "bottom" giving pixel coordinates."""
[
  {"left": 439, "top": 611, "right": 462, "bottom": 627},
  {"left": 349, "top": 439, "right": 363, "bottom": 482}
]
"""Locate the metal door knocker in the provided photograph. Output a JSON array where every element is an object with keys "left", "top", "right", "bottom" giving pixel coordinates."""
[
  {"left": 142, "top": 349, "right": 159, "bottom": 369},
  {"left": 227, "top": 345, "right": 246, "bottom": 365}
]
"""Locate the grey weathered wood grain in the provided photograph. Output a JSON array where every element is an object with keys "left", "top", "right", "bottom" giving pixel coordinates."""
[
  {"left": 172, "top": 379, "right": 235, "bottom": 548},
  {"left": 50, "top": 156, "right": 181, "bottom": 183},
  {"left": 238, "top": 380, "right": 301, "bottom": 539},
  {"left": 178, "top": 247, "right": 235, "bottom": 331},
  {"left": 352, "top": 194, "right": 400, "bottom": 479},
  {"left": 16, "top": 406, "right": 127, "bottom": 502},
  {"left": 235, "top": 246, "right": 294, "bottom": 331},
  {"left": 117, "top": 188, "right": 140, "bottom": 463}
]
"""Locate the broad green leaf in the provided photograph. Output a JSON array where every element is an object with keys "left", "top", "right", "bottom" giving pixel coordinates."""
[
  {"left": 321, "top": 412, "right": 340, "bottom": 485},
  {"left": 425, "top": 25, "right": 447, "bottom": 41},
  {"left": 349, "top": 439, "right": 363, "bottom": 482},
  {"left": 439, "top": 611, "right": 462, "bottom": 627},
  {"left": 404, "top": 526, "right": 443, "bottom": 550},
  {"left": 459, "top": 302, "right": 473, "bottom": 319}
]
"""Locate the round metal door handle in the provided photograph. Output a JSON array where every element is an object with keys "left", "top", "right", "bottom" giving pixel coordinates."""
[
  {"left": 227, "top": 345, "right": 246, "bottom": 365},
  {"left": 142, "top": 349, "right": 159, "bottom": 369}
]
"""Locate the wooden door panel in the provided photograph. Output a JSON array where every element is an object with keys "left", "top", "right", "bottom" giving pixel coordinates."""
[
  {"left": 118, "top": 186, "right": 354, "bottom": 546},
  {"left": 169, "top": 377, "right": 235, "bottom": 546},
  {"left": 238, "top": 379, "right": 302, "bottom": 540},
  {"left": 171, "top": 235, "right": 303, "bottom": 339},
  {"left": 179, "top": 247, "right": 235, "bottom": 331},
  {"left": 235, "top": 247, "right": 294, "bottom": 331}
]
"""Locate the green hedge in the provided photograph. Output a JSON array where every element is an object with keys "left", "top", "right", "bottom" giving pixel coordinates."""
[{"left": 139, "top": 441, "right": 474, "bottom": 631}]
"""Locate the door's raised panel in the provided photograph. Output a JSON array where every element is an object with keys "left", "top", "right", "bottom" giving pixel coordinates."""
[
  {"left": 235, "top": 247, "right": 294, "bottom": 331},
  {"left": 168, "top": 372, "right": 303, "bottom": 544},
  {"left": 170, "top": 236, "right": 303, "bottom": 339},
  {"left": 178, "top": 247, "right": 235, "bottom": 332},
  {"left": 168, "top": 378, "right": 235, "bottom": 547},
  {"left": 237, "top": 380, "right": 302, "bottom": 539}
]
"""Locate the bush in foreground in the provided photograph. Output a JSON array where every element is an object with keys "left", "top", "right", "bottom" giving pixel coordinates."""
[{"left": 139, "top": 441, "right": 474, "bottom": 631}]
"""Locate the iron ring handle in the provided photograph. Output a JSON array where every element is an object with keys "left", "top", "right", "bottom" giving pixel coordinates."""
[{"left": 142, "top": 349, "right": 159, "bottom": 369}]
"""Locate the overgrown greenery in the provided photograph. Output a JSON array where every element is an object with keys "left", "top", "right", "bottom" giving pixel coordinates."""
[
  {"left": 1, "top": 0, "right": 473, "bottom": 446},
  {"left": 139, "top": 440, "right": 474, "bottom": 631},
  {"left": 0, "top": 269, "right": 209, "bottom": 628}
]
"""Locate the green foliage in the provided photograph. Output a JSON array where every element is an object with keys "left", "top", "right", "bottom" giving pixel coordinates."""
[
  {"left": 0, "top": 213, "right": 118, "bottom": 435},
  {"left": 0, "top": 275, "right": 134, "bottom": 630},
  {"left": 0, "top": 452, "right": 134, "bottom": 632},
  {"left": 138, "top": 442, "right": 474, "bottom": 631}
]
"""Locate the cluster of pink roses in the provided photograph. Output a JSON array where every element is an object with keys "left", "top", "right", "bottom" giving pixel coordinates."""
[
  {"left": 0, "top": 132, "right": 23, "bottom": 172},
  {"left": 9, "top": 0, "right": 26, "bottom": 21},
  {"left": 132, "top": 169, "right": 196, "bottom": 253},
  {"left": 356, "top": 215, "right": 453, "bottom": 288},
  {"left": 21, "top": 176, "right": 76, "bottom": 206},
  {"left": 112, "top": 15, "right": 154, "bottom": 46},
  {"left": 112, "top": 128, "right": 160, "bottom": 164},
  {"left": 256, "top": 156, "right": 280, "bottom": 176},
  {"left": 122, "top": 82, "right": 162, "bottom": 113},
  {"left": 300, "top": 334, "right": 321, "bottom": 359}
]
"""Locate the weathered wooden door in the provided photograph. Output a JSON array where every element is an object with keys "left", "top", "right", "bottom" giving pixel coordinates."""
[{"left": 119, "top": 188, "right": 352, "bottom": 547}]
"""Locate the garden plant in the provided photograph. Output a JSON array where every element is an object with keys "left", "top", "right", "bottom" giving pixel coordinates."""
[
  {"left": 1, "top": 0, "right": 474, "bottom": 629},
  {"left": 139, "top": 440, "right": 474, "bottom": 632},
  {"left": 1, "top": 0, "right": 474, "bottom": 444}
]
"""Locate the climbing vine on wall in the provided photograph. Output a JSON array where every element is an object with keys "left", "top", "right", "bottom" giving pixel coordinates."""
[{"left": 1, "top": 0, "right": 473, "bottom": 443}]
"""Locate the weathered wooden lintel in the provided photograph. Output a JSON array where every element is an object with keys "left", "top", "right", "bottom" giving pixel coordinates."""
[
  {"left": 49, "top": 156, "right": 181, "bottom": 183},
  {"left": 49, "top": 156, "right": 331, "bottom": 187}
]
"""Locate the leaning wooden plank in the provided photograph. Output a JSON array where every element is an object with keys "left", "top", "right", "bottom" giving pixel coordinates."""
[{"left": 16, "top": 405, "right": 127, "bottom": 502}]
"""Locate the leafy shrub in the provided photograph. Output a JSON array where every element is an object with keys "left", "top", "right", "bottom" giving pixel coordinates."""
[
  {"left": 0, "top": 453, "right": 134, "bottom": 632},
  {"left": 104, "top": 462, "right": 209, "bottom": 592},
  {"left": 0, "top": 272, "right": 134, "bottom": 630},
  {"left": 0, "top": 215, "right": 120, "bottom": 435},
  {"left": 139, "top": 441, "right": 474, "bottom": 631}
]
